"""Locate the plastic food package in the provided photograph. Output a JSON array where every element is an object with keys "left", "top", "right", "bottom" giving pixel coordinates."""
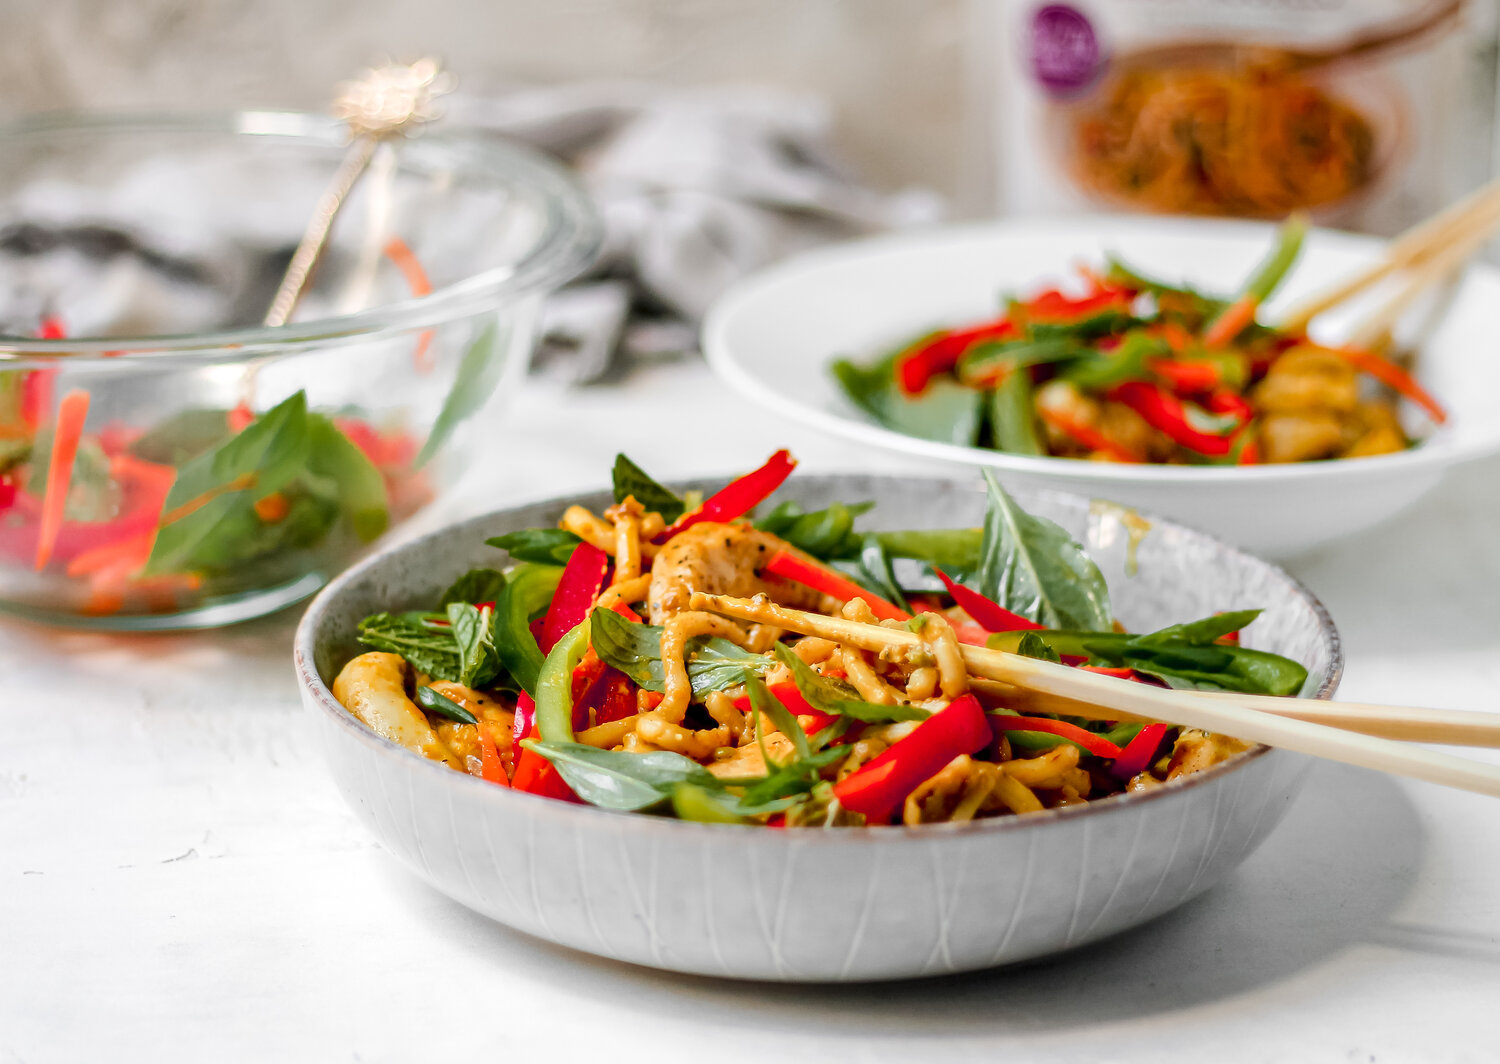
[{"left": 975, "top": 0, "right": 1498, "bottom": 234}]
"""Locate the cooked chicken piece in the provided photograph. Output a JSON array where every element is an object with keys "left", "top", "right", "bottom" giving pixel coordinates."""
[
  {"left": 646, "top": 522, "right": 824, "bottom": 624},
  {"left": 1252, "top": 345, "right": 1360, "bottom": 415},
  {"left": 332, "top": 652, "right": 462, "bottom": 769},
  {"left": 1342, "top": 400, "right": 1408, "bottom": 458},
  {"left": 1036, "top": 380, "right": 1103, "bottom": 457},
  {"left": 1165, "top": 729, "right": 1252, "bottom": 781},
  {"left": 1259, "top": 411, "right": 1346, "bottom": 463},
  {"left": 1099, "top": 400, "right": 1173, "bottom": 462}
]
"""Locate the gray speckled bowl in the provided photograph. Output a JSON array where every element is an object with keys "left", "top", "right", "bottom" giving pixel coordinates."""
[{"left": 294, "top": 476, "right": 1341, "bottom": 981}]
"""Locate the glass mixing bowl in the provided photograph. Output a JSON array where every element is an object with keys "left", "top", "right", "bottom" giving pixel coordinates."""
[{"left": 0, "top": 111, "right": 599, "bottom": 629}]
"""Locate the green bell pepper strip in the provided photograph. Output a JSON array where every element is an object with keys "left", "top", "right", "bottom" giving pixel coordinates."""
[{"left": 535, "top": 619, "right": 592, "bottom": 744}]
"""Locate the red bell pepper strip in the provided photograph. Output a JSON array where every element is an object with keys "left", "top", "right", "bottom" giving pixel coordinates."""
[
  {"left": 34, "top": 388, "right": 91, "bottom": 571},
  {"left": 539, "top": 541, "right": 609, "bottom": 653},
  {"left": 652, "top": 449, "right": 797, "bottom": 543},
  {"left": 1020, "top": 286, "right": 1133, "bottom": 323},
  {"left": 896, "top": 319, "right": 1016, "bottom": 396},
  {"left": 934, "top": 569, "right": 1044, "bottom": 633},
  {"left": 1150, "top": 359, "right": 1223, "bottom": 394},
  {"left": 1078, "top": 665, "right": 1138, "bottom": 680},
  {"left": 832, "top": 694, "right": 991, "bottom": 823},
  {"left": 509, "top": 693, "right": 577, "bottom": 800},
  {"left": 762, "top": 548, "right": 909, "bottom": 621},
  {"left": 989, "top": 715, "right": 1124, "bottom": 759},
  {"left": 1110, "top": 723, "right": 1170, "bottom": 780},
  {"left": 1037, "top": 405, "right": 1144, "bottom": 463},
  {"left": 0, "top": 479, "right": 13, "bottom": 511},
  {"left": 1203, "top": 388, "right": 1253, "bottom": 422},
  {"left": 1111, "top": 381, "right": 1240, "bottom": 456},
  {"left": 1331, "top": 346, "right": 1448, "bottom": 424},
  {"left": 731, "top": 681, "right": 837, "bottom": 733}
]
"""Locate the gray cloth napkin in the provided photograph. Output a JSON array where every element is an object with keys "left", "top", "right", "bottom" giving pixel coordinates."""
[{"left": 449, "top": 82, "right": 945, "bottom": 382}]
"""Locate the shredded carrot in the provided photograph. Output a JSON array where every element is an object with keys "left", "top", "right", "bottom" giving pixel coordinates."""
[
  {"left": 158, "top": 471, "right": 258, "bottom": 527},
  {"left": 384, "top": 236, "right": 435, "bottom": 371},
  {"left": 1202, "top": 294, "right": 1258, "bottom": 349},
  {"left": 253, "top": 492, "right": 290, "bottom": 524},
  {"left": 1332, "top": 346, "right": 1449, "bottom": 425},
  {"left": 34, "top": 389, "right": 91, "bottom": 571}
]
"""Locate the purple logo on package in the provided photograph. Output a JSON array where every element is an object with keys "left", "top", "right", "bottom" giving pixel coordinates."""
[{"left": 1030, "top": 4, "right": 1103, "bottom": 96}]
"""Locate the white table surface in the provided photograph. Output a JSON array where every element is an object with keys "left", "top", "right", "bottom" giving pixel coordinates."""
[{"left": 5, "top": 360, "right": 1499, "bottom": 1063}]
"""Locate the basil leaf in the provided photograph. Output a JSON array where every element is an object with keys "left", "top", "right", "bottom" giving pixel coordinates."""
[
  {"left": 493, "top": 563, "right": 564, "bottom": 696},
  {"left": 439, "top": 568, "right": 507, "bottom": 609},
  {"left": 523, "top": 740, "right": 718, "bottom": 811},
  {"left": 305, "top": 413, "right": 389, "bottom": 542},
  {"left": 611, "top": 453, "right": 685, "bottom": 522},
  {"left": 732, "top": 744, "right": 847, "bottom": 808},
  {"left": 447, "top": 602, "right": 499, "bottom": 688},
  {"left": 485, "top": 528, "right": 583, "bottom": 566},
  {"left": 357, "top": 610, "right": 462, "bottom": 681},
  {"left": 145, "top": 391, "right": 313, "bottom": 575},
  {"left": 414, "top": 685, "right": 478, "bottom": 725},
  {"left": 590, "top": 607, "right": 773, "bottom": 696},
  {"left": 771, "top": 643, "right": 928, "bottom": 725},
  {"left": 416, "top": 320, "right": 507, "bottom": 467},
  {"left": 973, "top": 470, "right": 1112, "bottom": 630},
  {"left": 754, "top": 500, "right": 872, "bottom": 559},
  {"left": 832, "top": 356, "right": 985, "bottom": 447},
  {"left": 1015, "top": 630, "right": 1061, "bottom": 663},
  {"left": 1134, "top": 609, "right": 1261, "bottom": 646}
]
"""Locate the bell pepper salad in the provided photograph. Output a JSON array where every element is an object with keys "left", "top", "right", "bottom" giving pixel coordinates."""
[
  {"left": 832, "top": 217, "right": 1448, "bottom": 466},
  {"left": 331, "top": 451, "right": 1310, "bottom": 827}
]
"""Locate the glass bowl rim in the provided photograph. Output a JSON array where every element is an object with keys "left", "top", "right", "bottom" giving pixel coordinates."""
[{"left": 0, "top": 109, "right": 601, "bottom": 365}]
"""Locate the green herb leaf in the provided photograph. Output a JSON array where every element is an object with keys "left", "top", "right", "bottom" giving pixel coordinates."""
[
  {"left": 1016, "top": 630, "right": 1062, "bottom": 663},
  {"left": 832, "top": 355, "right": 985, "bottom": 446},
  {"left": 128, "top": 408, "right": 233, "bottom": 466},
  {"left": 439, "top": 568, "right": 507, "bottom": 609},
  {"left": 447, "top": 602, "right": 498, "bottom": 688},
  {"left": 772, "top": 643, "right": 928, "bottom": 725},
  {"left": 986, "top": 368, "right": 1044, "bottom": 455},
  {"left": 357, "top": 611, "right": 462, "bottom": 681},
  {"left": 611, "top": 454, "right": 685, "bottom": 522},
  {"left": 145, "top": 391, "right": 314, "bottom": 575},
  {"left": 485, "top": 528, "right": 583, "bottom": 566},
  {"left": 973, "top": 470, "right": 1112, "bottom": 630},
  {"left": 873, "top": 529, "right": 983, "bottom": 575},
  {"left": 305, "top": 414, "right": 389, "bottom": 542},
  {"left": 416, "top": 319, "right": 507, "bottom": 468},
  {"left": 754, "top": 500, "right": 873, "bottom": 559},
  {"left": 493, "top": 563, "right": 564, "bottom": 696},
  {"left": 523, "top": 740, "right": 718, "bottom": 811},
  {"left": 414, "top": 685, "right": 478, "bottom": 724},
  {"left": 1061, "top": 331, "right": 1168, "bottom": 392},
  {"left": 590, "top": 607, "right": 774, "bottom": 696}
]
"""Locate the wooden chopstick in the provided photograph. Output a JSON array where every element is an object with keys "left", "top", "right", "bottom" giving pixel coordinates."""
[
  {"left": 988, "top": 683, "right": 1500, "bottom": 748},
  {"left": 1279, "top": 175, "right": 1500, "bottom": 334},
  {"left": 692, "top": 593, "right": 1500, "bottom": 799}
]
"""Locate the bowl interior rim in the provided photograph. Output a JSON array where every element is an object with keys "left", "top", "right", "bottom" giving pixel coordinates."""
[
  {"left": 702, "top": 214, "right": 1500, "bottom": 483},
  {"left": 0, "top": 110, "right": 602, "bottom": 363},
  {"left": 294, "top": 473, "right": 1343, "bottom": 843}
]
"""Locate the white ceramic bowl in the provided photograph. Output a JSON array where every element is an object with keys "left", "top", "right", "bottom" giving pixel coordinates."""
[
  {"left": 702, "top": 216, "right": 1500, "bottom": 558},
  {"left": 295, "top": 474, "right": 1341, "bottom": 981}
]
